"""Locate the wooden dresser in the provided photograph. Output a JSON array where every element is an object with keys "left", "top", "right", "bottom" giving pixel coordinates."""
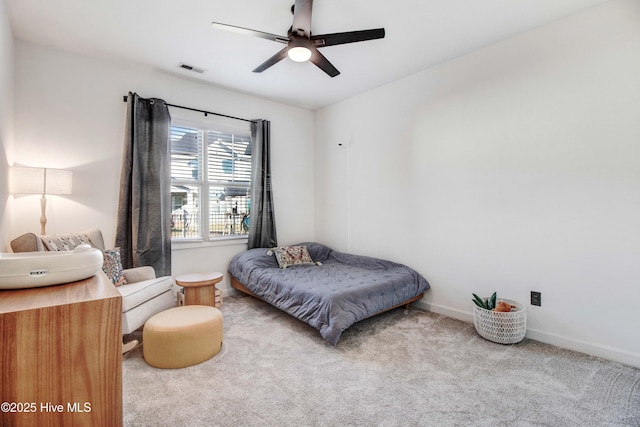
[{"left": 0, "top": 272, "right": 123, "bottom": 427}]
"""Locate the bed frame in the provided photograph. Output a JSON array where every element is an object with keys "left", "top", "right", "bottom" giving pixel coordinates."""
[{"left": 230, "top": 275, "right": 424, "bottom": 318}]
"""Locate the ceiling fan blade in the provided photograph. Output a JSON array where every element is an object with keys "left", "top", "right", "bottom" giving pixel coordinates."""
[
  {"left": 292, "top": 0, "right": 313, "bottom": 37},
  {"left": 311, "top": 28, "right": 385, "bottom": 47},
  {"left": 211, "top": 21, "right": 289, "bottom": 44},
  {"left": 253, "top": 47, "right": 289, "bottom": 73},
  {"left": 309, "top": 48, "right": 340, "bottom": 78}
]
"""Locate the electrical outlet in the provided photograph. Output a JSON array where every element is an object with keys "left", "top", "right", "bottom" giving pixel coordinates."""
[{"left": 531, "top": 291, "right": 541, "bottom": 306}]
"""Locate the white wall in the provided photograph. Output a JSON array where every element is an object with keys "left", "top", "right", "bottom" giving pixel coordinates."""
[
  {"left": 315, "top": 0, "right": 640, "bottom": 367},
  {"left": 10, "top": 40, "right": 315, "bottom": 289},
  {"left": 0, "top": 0, "right": 13, "bottom": 249}
]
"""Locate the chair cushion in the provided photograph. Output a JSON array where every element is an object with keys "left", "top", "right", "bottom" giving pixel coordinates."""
[
  {"left": 118, "top": 276, "right": 174, "bottom": 312},
  {"left": 123, "top": 266, "right": 156, "bottom": 283}
]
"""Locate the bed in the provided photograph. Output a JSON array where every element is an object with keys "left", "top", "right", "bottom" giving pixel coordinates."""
[{"left": 228, "top": 242, "right": 430, "bottom": 345}]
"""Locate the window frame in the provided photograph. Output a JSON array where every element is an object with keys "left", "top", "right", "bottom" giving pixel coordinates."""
[{"left": 170, "top": 117, "right": 252, "bottom": 243}]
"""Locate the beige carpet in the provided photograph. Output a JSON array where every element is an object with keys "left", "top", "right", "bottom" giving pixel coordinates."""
[{"left": 123, "top": 295, "right": 640, "bottom": 426}]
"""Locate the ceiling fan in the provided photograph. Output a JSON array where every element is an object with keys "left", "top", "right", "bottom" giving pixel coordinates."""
[{"left": 211, "top": 0, "right": 385, "bottom": 77}]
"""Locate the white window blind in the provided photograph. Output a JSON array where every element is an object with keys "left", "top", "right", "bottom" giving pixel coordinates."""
[{"left": 170, "top": 119, "right": 252, "bottom": 240}]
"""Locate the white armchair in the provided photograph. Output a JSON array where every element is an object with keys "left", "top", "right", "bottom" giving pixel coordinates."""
[{"left": 10, "top": 229, "right": 175, "bottom": 351}]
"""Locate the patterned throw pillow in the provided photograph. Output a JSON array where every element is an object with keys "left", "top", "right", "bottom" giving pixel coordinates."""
[
  {"left": 267, "top": 245, "right": 321, "bottom": 269},
  {"left": 42, "top": 233, "right": 91, "bottom": 251},
  {"left": 102, "top": 248, "right": 127, "bottom": 287}
]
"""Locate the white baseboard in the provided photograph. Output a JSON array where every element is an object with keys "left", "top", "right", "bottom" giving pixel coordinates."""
[
  {"left": 523, "top": 329, "right": 640, "bottom": 368},
  {"left": 413, "top": 300, "right": 473, "bottom": 323},
  {"left": 413, "top": 300, "right": 640, "bottom": 369}
]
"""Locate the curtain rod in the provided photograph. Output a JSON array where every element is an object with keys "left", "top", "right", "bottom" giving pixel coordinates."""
[{"left": 122, "top": 95, "right": 256, "bottom": 123}]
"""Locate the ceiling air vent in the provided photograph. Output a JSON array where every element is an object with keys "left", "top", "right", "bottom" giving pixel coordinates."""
[{"left": 178, "top": 63, "right": 206, "bottom": 74}]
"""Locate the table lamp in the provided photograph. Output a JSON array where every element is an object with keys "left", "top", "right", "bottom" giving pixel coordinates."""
[{"left": 10, "top": 166, "right": 73, "bottom": 235}]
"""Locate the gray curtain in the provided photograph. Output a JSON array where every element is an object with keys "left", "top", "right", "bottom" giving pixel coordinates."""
[
  {"left": 116, "top": 92, "right": 172, "bottom": 276},
  {"left": 248, "top": 119, "right": 278, "bottom": 249}
]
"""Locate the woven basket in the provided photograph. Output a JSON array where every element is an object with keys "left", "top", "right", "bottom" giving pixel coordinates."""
[{"left": 473, "top": 298, "right": 526, "bottom": 344}]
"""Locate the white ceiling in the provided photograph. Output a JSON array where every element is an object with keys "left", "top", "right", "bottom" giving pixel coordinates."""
[{"left": 5, "top": 0, "right": 610, "bottom": 110}]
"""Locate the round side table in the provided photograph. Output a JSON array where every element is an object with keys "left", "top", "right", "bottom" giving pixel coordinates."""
[{"left": 175, "top": 272, "right": 223, "bottom": 307}]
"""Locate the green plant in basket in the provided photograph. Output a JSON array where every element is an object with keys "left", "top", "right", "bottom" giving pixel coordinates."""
[
  {"left": 472, "top": 292, "right": 515, "bottom": 312},
  {"left": 472, "top": 292, "right": 497, "bottom": 310}
]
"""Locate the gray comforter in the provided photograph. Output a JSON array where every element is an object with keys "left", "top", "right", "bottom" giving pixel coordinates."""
[{"left": 228, "top": 242, "right": 430, "bottom": 345}]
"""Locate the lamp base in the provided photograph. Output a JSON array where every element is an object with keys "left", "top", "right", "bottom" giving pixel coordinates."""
[{"left": 40, "top": 196, "right": 47, "bottom": 235}]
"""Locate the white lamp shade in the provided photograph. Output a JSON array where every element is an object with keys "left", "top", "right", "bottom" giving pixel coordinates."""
[
  {"left": 10, "top": 167, "right": 73, "bottom": 195},
  {"left": 10, "top": 167, "right": 45, "bottom": 194},
  {"left": 45, "top": 169, "right": 73, "bottom": 195}
]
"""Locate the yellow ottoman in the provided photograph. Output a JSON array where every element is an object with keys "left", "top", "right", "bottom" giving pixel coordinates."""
[{"left": 143, "top": 305, "right": 223, "bottom": 369}]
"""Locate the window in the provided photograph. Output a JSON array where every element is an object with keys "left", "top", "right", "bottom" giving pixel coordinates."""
[{"left": 170, "top": 118, "right": 252, "bottom": 241}]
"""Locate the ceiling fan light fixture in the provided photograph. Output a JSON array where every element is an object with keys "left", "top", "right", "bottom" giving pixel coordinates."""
[
  {"left": 288, "top": 46, "right": 312, "bottom": 62},
  {"left": 212, "top": 0, "right": 385, "bottom": 76},
  {"left": 287, "top": 37, "right": 313, "bottom": 62}
]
